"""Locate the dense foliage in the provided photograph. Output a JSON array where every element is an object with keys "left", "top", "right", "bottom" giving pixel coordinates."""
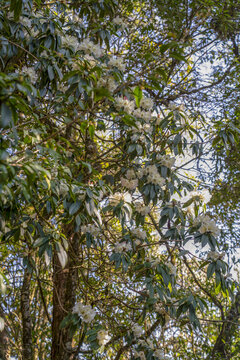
[{"left": 0, "top": 0, "right": 240, "bottom": 359}]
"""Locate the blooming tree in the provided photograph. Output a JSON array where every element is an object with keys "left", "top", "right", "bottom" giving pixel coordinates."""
[{"left": 0, "top": 0, "right": 240, "bottom": 359}]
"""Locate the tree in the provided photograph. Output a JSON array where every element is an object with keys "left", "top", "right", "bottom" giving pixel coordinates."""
[{"left": 0, "top": 0, "right": 240, "bottom": 359}]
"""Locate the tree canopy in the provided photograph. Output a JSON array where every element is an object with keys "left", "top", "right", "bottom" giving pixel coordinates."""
[{"left": 0, "top": 0, "right": 240, "bottom": 359}]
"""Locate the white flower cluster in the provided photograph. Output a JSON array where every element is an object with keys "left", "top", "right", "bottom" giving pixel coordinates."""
[
  {"left": 121, "top": 169, "right": 138, "bottom": 190},
  {"left": 84, "top": 54, "right": 97, "bottom": 66},
  {"left": 21, "top": 66, "right": 38, "bottom": 83},
  {"left": 132, "top": 108, "right": 152, "bottom": 122},
  {"left": 78, "top": 38, "right": 103, "bottom": 57},
  {"left": 130, "top": 121, "right": 153, "bottom": 143},
  {"left": 81, "top": 224, "right": 100, "bottom": 237},
  {"left": 109, "top": 192, "right": 131, "bottom": 206},
  {"left": 151, "top": 257, "right": 161, "bottom": 267},
  {"left": 166, "top": 262, "right": 177, "bottom": 276},
  {"left": 62, "top": 35, "right": 80, "bottom": 49},
  {"left": 115, "top": 241, "right": 132, "bottom": 253},
  {"left": 115, "top": 97, "right": 153, "bottom": 124},
  {"left": 121, "top": 177, "right": 138, "bottom": 190},
  {"left": 207, "top": 251, "right": 225, "bottom": 261},
  {"left": 73, "top": 302, "right": 96, "bottom": 323},
  {"left": 134, "top": 351, "right": 146, "bottom": 360},
  {"left": 168, "top": 102, "right": 184, "bottom": 111},
  {"left": 108, "top": 57, "right": 126, "bottom": 71},
  {"left": 155, "top": 305, "right": 171, "bottom": 323},
  {"left": 132, "top": 323, "right": 143, "bottom": 338},
  {"left": 154, "top": 349, "right": 167, "bottom": 359},
  {"left": 115, "top": 97, "right": 135, "bottom": 113},
  {"left": 190, "top": 189, "right": 211, "bottom": 204},
  {"left": 112, "top": 16, "right": 127, "bottom": 28},
  {"left": 157, "top": 154, "right": 175, "bottom": 168},
  {"left": 140, "top": 96, "right": 154, "bottom": 110},
  {"left": 132, "top": 228, "right": 147, "bottom": 240},
  {"left": 97, "top": 329, "right": 110, "bottom": 346},
  {"left": 144, "top": 165, "right": 165, "bottom": 187},
  {"left": 97, "top": 76, "right": 118, "bottom": 92},
  {"left": 135, "top": 202, "right": 150, "bottom": 216},
  {"left": 194, "top": 215, "right": 220, "bottom": 238}
]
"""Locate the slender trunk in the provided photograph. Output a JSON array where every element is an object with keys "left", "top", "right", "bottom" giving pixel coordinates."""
[
  {"left": 0, "top": 309, "right": 10, "bottom": 360},
  {"left": 21, "top": 268, "right": 33, "bottom": 360},
  {"left": 51, "top": 232, "right": 79, "bottom": 360},
  {"left": 211, "top": 291, "right": 240, "bottom": 359}
]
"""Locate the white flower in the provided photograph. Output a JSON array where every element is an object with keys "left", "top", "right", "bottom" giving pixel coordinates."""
[
  {"left": 115, "top": 97, "right": 135, "bottom": 113},
  {"left": 132, "top": 323, "right": 143, "bottom": 338},
  {"left": 78, "top": 38, "right": 103, "bottom": 57},
  {"left": 97, "top": 76, "right": 117, "bottom": 92},
  {"left": 140, "top": 96, "right": 154, "bottom": 110},
  {"left": 133, "top": 108, "right": 142, "bottom": 118},
  {"left": 112, "top": 16, "right": 127, "bottom": 28},
  {"left": 137, "top": 169, "right": 144, "bottom": 179},
  {"left": 132, "top": 228, "right": 147, "bottom": 240},
  {"left": 84, "top": 54, "right": 96, "bottom": 66},
  {"left": 132, "top": 109, "right": 152, "bottom": 123},
  {"left": 168, "top": 102, "right": 178, "bottom": 111},
  {"left": 166, "top": 262, "right": 177, "bottom": 276},
  {"left": 194, "top": 215, "right": 220, "bottom": 238},
  {"left": 108, "top": 57, "right": 126, "bottom": 71},
  {"left": 207, "top": 251, "right": 225, "bottom": 261},
  {"left": 0, "top": 317, "right": 4, "bottom": 332},
  {"left": 81, "top": 224, "right": 100, "bottom": 237},
  {"left": 73, "top": 302, "right": 96, "bottom": 323},
  {"left": 121, "top": 177, "right": 138, "bottom": 190},
  {"left": 152, "top": 257, "right": 161, "bottom": 267},
  {"left": 157, "top": 155, "right": 175, "bottom": 168},
  {"left": 153, "top": 349, "right": 166, "bottom": 359},
  {"left": 147, "top": 338, "right": 154, "bottom": 349},
  {"left": 144, "top": 165, "right": 165, "bottom": 186},
  {"left": 125, "top": 169, "right": 135, "bottom": 179},
  {"left": 109, "top": 192, "right": 131, "bottom": 206},
  {"left": 97, "top": 329, "right": 110, "bottom": 346},
  {"left": 135, "top": 239, "right": 142, "bottom": 246},
  {"left": 115, "top": 241, "right": 132, "bottom": 253},
  {"left": 62, "top": 35, "right": 79, "bottom": 49},
  {"left": 145, "top": 165, "right": 165, "bottom": 186},
  {"left": 135, "top": 202, "right": 150, "bottom": 216},
  {"left": 106, "top": 77, "right": 117, "bottom": 92},
  {"left": 21, "top": 66, "right": 38, "bottom": 83},
  {"left": 135, "top": 351, "right": 146, "bottom": 360},
  {"left": 190, "top": 189, "right": 211, "bottom": 204}
]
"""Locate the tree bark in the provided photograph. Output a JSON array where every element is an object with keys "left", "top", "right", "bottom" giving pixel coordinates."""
[
  {"left": 211, "top": 291, "right": 240, "bottom": 360},
  {"left": 51, "top": 232, "right": 79, "bottom": 360},
  {"left": 0, "top": 308, "right": 10, "bottom": 360},
  {"left": 21, "top": 268, "right": 33, "bottom": 360}
]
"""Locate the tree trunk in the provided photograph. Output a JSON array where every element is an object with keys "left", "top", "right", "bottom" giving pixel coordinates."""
[
  {"left": 211, "top": 291, "right": 240, "bottom": 359},
  {"left": 51, "top": 232, "right": 79, "bottom": 360},
  {"left": 21, "top": 268, "right": 33, "bottom": 360},
  {"left": 0, "top": 309, "right": 10, "bottom": 360}
]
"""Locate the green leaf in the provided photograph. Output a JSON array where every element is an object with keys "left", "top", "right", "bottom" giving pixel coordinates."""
[
  {"left": 48, "top": 65, "right": 55, "bottom": 81},
  {"left": 1, "top": 103, "right": 12, "bottom": 128},
  {"left": 88, "top": 125, "right": 95, "bottom": 139},
  {"left": 133, "top": 86, "right": 142, "bottom": 107},
  {"left": 11, "top": 0, "right": 22, "bottom": 21},
  {"left": 33, "top": 237, "right": 50, "bottom": 248},
  {"left": 207, "top": 263, "right": 215, "bottom": 279},
  {"left": 69, "top": 201, "right": 81, "bottom": 215}
]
